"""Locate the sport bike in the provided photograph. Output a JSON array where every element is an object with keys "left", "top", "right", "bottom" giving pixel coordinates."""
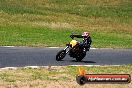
[{"left": 56, "top": 35, "right": 88, "bottom": 62}]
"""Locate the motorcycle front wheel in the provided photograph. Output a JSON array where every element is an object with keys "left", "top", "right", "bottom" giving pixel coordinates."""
[{"left": 56, "top": 50, "right": 66, "bottom": 61}]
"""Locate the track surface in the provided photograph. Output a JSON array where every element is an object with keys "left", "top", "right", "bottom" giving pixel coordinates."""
[{"left": 0, "top": 47, "right": 132, "bottom": 68}]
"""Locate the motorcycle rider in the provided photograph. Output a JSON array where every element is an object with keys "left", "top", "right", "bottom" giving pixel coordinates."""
[{"left": 70, "top": 32, "right": 92, "bottom": 51}]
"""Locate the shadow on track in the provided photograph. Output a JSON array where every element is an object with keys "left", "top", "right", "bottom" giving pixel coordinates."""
[
  {"left": 56, "top": 60, "right": 96, "bottom": 63},
  {"left": 69, "top": 60, "right": 96, "bottom": 63}
]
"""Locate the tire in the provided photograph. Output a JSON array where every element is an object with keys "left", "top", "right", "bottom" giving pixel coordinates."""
[
  {"left": 56, "top": 50, "right": 66, "bottom": 61},
  {"left": 76, "top": 75, "right": 87, "bottom": 85},
  {"left": 76, "top": 53, "right": 86, "bottom": 62}
]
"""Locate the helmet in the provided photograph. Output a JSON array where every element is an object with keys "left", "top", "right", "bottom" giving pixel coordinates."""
[{"left": 82, "top": 32, "right": 90, "bottom": 38}]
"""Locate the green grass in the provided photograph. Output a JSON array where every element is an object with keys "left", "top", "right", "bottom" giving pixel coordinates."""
[
  {"left": 0, "top": 0, "right": 132, "bottom": 48},
  {"left": 67, "top": 65, "right": 132, "bottom": 75},
  {"left": 0, "top": 66, "right": 132, "bottom": 88},
  {"left": 0, "top": 65, "right": 132, "bottom": 81},
  {"left": 0, "top": 25, "right": 131, "bottom": 48}
]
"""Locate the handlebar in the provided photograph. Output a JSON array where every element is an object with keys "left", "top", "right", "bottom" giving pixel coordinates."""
[{"left": 70, "top": 35, "right": 74, "bottom": 39}]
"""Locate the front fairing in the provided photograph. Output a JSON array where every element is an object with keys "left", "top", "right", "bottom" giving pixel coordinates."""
[{"left": 70, "top": 40, "right": 78, "bottom": 47}]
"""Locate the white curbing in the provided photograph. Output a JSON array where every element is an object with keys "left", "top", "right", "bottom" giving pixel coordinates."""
[
  {"left": 90, "top": 48, "right": 98, "bottom": 49},
  {"left": 1, "top": 46, "right": 117, "bottom": 50},
  {"left": 1, "top": 67, "right": 17, "bottom": 70},
  {"left": 1, "top": 46, "right": 28, "bottom": 48},
  {"left": 48, "top": 47, "right": 60, "bottom": 48},
  {"left": 1, "top": 46, "right": 99, "bottom": 49},
  {"left": 2, "top": 46, "right": 15, "bottom": 47},
  {"left": 0, "top": 65, "right": 122, "bottom": 70},
  {"left": 24, "top": 66, "right": 40, "bottom": 69}
]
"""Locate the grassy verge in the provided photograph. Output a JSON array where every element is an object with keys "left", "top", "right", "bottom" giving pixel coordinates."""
[
  {"left": 0, "top": 65, "right": 132, "bottom": 88},
  {"left": 0, "top": 0, "right": 132, "bottom": 48},
  {"left": 0, "top": 25, "right": 132, "bottom": 48}
]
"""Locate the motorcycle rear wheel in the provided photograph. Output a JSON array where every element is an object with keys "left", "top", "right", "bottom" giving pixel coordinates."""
[
  {"left": 56, "top": 50, "right": 66, "bottom": 61},
  {"left": 76, "top": 53, "right": 86, "bottom": 62}
]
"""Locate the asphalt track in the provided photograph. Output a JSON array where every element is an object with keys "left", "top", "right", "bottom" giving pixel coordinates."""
[{"left": 0, "top": 47, "right": 132, "bottom": 68}]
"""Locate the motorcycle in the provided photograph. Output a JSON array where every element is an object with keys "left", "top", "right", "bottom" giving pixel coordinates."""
[{"left": 56, "top": 34, "right": 87, "bottom": 62}]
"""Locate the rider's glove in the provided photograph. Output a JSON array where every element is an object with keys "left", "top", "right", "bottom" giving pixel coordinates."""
[{"left": 70, "top": 35, "right": 74, "bottom": 39}]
